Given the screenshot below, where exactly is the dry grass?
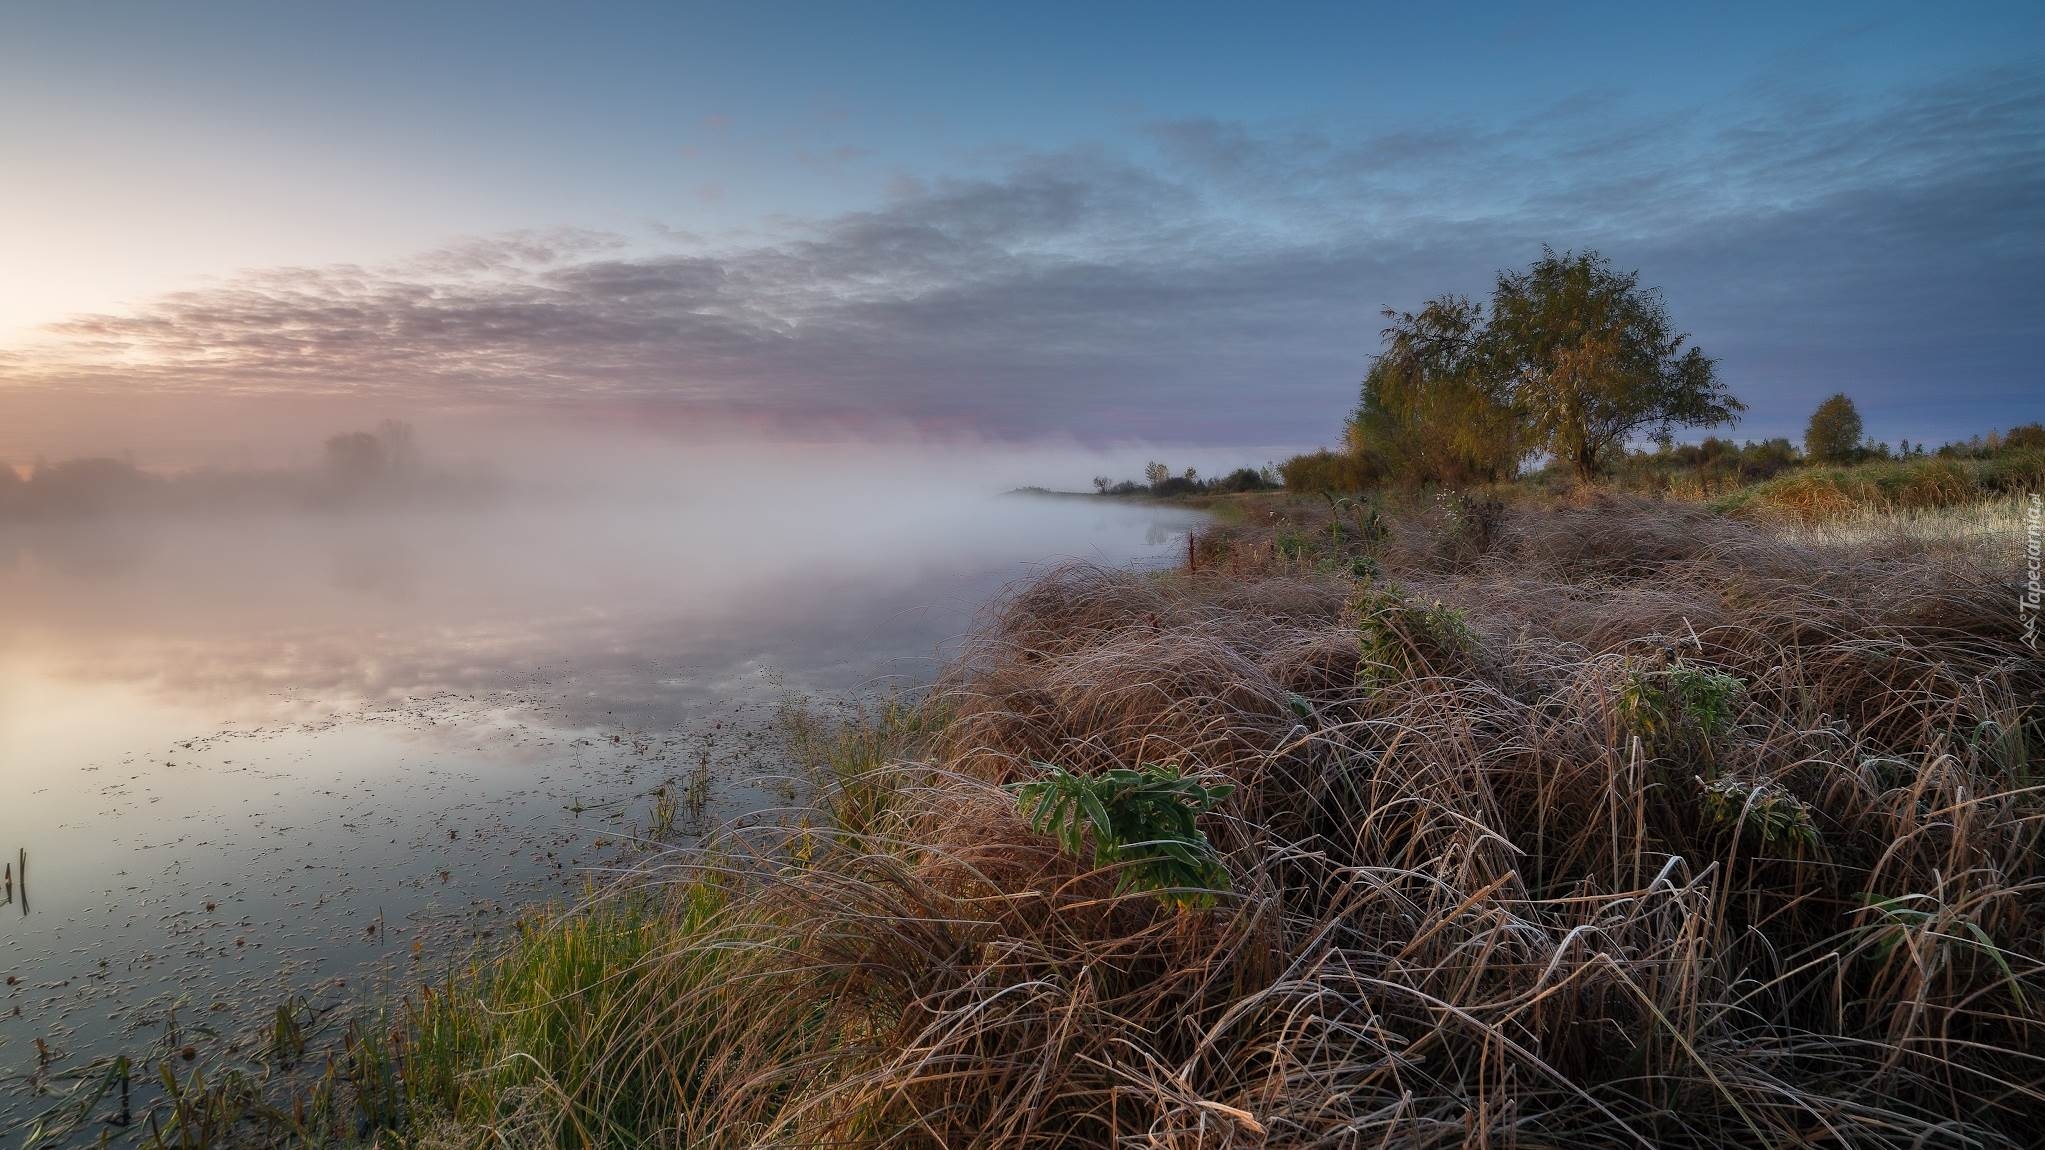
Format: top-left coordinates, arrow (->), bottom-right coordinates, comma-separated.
209,494 -> 2040,1149
1713,453 -> 2044,523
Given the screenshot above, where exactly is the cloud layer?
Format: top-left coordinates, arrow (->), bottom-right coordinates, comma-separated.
6,67 -> 2039,447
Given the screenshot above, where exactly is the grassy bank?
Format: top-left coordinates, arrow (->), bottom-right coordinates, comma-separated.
1708,452 -> 2045,521
139,493 -> 2043,1147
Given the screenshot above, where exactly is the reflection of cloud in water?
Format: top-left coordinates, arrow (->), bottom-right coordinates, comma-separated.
2,494 -> 1201,727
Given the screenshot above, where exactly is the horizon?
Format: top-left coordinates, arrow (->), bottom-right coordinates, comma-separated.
3,1 -> 2040,464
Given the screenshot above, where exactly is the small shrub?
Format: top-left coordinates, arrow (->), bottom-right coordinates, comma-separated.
1432,489 -> 1504,564
1351,585 -> 1477,686
1011,762 -> 1233,909
1698,775 -> 1819,850
1617,658 -> 1744,751
1274,527 -> 1309,563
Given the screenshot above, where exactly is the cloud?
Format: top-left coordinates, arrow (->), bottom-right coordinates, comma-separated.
4,67 -> 2039,446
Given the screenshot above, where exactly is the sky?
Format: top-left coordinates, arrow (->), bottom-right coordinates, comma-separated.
1,0 -> 2039,464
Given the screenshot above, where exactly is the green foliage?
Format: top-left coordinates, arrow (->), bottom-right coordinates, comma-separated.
1489,248 -> 1742,479
1278,447 -> 1374,493
1322,492 -> 1387,554
1344,248 -> 1741,487
1607,435 -> 1800,497
1804,393 -> 1865,464
400,887 -> 731,1143
1352,585 -> 1477,686
784,694 -> 936,839
1274,526 -> 1308,563
1618,659 -> 1745,750
1350,295 -> 1525,485
1698,775 -> 1819,850
1011,762 -> 1233,909
1717,454 -> 2031,519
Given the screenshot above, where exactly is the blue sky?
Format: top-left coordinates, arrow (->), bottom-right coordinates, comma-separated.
1,1 -> 2039,458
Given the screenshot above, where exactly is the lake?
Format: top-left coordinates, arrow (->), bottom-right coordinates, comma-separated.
0,486 -> 1200,1136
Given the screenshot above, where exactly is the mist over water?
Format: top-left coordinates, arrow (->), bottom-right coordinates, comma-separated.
0,439 -> 1205,1129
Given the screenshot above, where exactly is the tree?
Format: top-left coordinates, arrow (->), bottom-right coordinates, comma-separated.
1487,248 -> 1741,480
376,419 -> 420,475
1349,295 -> 1524,485
1803,393 -> 1863,464
1143,461 -> 1170,489
2003,422 -> 2044,452
324,431 -> 389,486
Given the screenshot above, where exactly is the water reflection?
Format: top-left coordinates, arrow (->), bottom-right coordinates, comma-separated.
0,491 -> 1199,1132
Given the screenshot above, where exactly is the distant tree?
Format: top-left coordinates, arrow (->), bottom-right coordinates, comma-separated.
1488,248 -> 1740,480
1803,393 -> 1864,464
1752,438 -> 1799,475
1181,467 -> 1198,483
1092,476 -> 1112,494
1212,467 -> 1272,494
2006,423 -> 2045,451
1143,461 -> 1170,489
324,431 -> 389,486
376,419 -> 420,475
24,457 -> 153,515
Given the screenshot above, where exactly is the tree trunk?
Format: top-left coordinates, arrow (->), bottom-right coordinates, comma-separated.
1573,443 -> 1600,482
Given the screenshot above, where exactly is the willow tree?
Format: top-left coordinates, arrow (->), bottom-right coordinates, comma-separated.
1487,248 -> 1740,480
1349,295 -> 1524,485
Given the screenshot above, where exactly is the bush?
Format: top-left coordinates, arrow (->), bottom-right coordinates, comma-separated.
1278,448 -> 1374,493
1011,762 -> 1233,908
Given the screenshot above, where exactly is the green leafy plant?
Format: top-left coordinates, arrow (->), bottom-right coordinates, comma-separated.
1010,763 -> 1233,909
1323,493 -> 1386,546
1618,659 -> 1744,751
1351,585 -> 1477,687
1698,775 -> 1819,850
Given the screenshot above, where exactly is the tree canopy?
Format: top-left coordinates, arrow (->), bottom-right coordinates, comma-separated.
1804,393 -> 1864,464
1488,248 -> 1740,479
1346,248 -> 1743,484
1350,296 -> 1522,484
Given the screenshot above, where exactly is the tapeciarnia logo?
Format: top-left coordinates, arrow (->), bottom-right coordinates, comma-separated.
2024,493 -> 2041,651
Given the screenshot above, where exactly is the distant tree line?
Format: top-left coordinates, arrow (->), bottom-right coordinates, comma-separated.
1092,463 -> 1278,498
0,421 -> 488,520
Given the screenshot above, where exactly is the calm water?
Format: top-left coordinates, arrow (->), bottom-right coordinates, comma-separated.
0,489 -> 1199,1135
